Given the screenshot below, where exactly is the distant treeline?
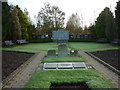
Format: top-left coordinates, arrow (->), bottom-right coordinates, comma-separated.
90,5 -> 120,41
2,2 -> 35,42
2,1 -> 120,42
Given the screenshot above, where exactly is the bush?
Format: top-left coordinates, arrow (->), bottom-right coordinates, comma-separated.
29,39 -> 52,43
68,38 -> 95,42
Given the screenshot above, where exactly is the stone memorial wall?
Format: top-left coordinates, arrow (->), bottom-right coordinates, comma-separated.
52,29 -> 69,43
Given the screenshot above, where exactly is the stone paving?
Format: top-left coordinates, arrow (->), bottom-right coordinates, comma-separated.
78,51 -> 119,88
2,51 -> 47,88
43,62 -> 87,70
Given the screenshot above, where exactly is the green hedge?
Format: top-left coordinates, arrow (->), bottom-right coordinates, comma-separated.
29,39 -> 52,43
68,38 -> 95,42
29,38 -> 95,43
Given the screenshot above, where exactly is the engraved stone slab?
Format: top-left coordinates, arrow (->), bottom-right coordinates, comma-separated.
58,44 -> 68,57
73,62 -> 87,69
52,29 -> 69,43
58,63 -> 73,69
43,62 -> 87,70
47,50 -> 56,57
44,63 -> 57,69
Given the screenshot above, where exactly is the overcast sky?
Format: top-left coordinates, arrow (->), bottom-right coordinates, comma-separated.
8,0 -> 118,27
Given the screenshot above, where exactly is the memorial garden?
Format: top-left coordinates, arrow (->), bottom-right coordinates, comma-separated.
2,30 -> 120,89
1,0 -> 120,89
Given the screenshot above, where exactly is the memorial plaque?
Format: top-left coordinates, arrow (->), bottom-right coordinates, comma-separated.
47,50 -> 56,57
44,63 -> 57,69
73,62 -> 87,69
58,63 -> 73,69
58,44 -> 68,57
42,62 -> 87,70
47,29 -> 69,58
52,29 -> 69,43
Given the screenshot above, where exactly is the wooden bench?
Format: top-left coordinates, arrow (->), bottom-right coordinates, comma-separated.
4,41 -> 15,46
17,40 -> 28,44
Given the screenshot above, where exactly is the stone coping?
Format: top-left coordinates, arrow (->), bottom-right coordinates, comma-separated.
43,62 -> 87,70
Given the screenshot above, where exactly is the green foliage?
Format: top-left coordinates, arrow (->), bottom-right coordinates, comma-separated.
95,7 -> 116,40
104,7 -> 117,40
88,25 -> 96,38
28,24 -> 36,40
95,9 -> 106,38
115,1 -> 120,39
2,3 -> 32,41
10,7 -> 21,41
37,2 -> 65,31
29,39 -> 52,43
2,2 -> 11,41
25,69 -> 114,88
16,5 -> 30,40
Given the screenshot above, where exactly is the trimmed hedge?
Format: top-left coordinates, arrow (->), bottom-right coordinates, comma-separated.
68,38 -> 95,42
29,39 -> 52,43
29,38 -> 95,43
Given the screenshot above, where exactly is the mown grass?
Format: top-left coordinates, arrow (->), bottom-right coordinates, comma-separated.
68,42 -> 119,52
2,42 -> 119,53
2,43 -> 57,53
25,69 -> 114,88
18,43 -> 57,51
42,57 -> 85,63
2,47 -> 38,53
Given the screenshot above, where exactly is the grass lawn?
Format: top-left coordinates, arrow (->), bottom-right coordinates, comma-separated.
2,43 -> 56,53
18,43 -> 56,51
25,69 -> 114,88
42,57 -> 85,63
2,42 -> 119,53
68,42 -> 119,52
2,47 -> 38,53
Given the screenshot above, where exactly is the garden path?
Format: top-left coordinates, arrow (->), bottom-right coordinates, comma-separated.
78,51 -> 119,88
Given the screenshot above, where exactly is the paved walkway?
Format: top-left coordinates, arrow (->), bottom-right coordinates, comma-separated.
2,51 -> 47,88
78,51 -> 119,88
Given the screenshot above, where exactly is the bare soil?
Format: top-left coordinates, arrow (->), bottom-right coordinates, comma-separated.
50,82 -> 91,90
90,50 -> 120,71
2,51 -> 34,80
